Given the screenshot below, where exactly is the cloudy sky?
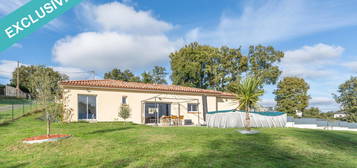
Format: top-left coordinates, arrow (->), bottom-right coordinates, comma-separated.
0,0 -> 356,111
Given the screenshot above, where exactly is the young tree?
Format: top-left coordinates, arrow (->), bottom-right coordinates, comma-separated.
30,67 -> 64,136
274,77 -> 310,115
333,76 -> 357,122
231,76 -> 264,131
119,105 -> 131,124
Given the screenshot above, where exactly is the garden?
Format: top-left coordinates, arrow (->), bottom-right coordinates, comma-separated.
0,113 -> 356,168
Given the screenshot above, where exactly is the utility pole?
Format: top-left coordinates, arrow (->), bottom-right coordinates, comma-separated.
16,61 -> 20,98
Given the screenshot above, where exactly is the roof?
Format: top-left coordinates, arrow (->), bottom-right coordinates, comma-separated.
60,79 -> 236,98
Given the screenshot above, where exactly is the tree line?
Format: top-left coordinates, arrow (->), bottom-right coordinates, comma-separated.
9,42 -> 357,122
104,66 -> 168,84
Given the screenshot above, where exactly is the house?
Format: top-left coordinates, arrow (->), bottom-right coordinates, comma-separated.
60,80 -> 238,125
333,113 -> 346,118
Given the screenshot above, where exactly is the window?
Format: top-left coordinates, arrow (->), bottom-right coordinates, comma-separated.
78,95 -> 96,120
122,96 -> 127,104
188,103 -> 198,112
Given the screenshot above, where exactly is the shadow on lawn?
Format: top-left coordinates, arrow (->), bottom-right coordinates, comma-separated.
89,127 -> 133,134
155,130 -> 357,168
293,129 -> 357,150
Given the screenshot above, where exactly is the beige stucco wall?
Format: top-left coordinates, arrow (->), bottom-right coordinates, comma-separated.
63,86 -> 238,125
217,97 -> 239,111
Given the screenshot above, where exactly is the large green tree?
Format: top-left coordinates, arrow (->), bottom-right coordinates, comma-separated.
105,66 -> 167,84
170,42 -> 283,91
11,65 -> 68,96
151,66 -> 168,84
141,72 -> 154,83
104,69 -> 141,82
246,45 -> 284,85
333,76 -> 357,122
274,77 -> 310,115
170,42 -> 217,89
303,107 -> 320,118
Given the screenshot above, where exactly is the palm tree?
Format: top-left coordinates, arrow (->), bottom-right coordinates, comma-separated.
233,76 -> 264,131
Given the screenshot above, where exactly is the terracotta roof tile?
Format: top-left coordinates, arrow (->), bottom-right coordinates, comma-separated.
60,79 -> 235,98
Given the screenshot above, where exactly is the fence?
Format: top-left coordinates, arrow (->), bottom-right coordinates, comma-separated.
0,85 -> 29,98
286,117 -> 357,131
0,101 -> 42,123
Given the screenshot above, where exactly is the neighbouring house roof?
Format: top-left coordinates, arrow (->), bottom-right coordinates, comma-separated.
60,79 -> 236,98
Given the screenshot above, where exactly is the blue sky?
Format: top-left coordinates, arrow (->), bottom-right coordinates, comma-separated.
0,0 -> 356,111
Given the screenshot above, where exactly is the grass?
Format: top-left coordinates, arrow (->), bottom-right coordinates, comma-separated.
0,114 -> 356,168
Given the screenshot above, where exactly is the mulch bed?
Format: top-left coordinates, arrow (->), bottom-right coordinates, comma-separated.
23,134 -> 71,141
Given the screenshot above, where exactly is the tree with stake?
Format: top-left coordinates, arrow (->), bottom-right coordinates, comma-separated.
30,67 -> 63,136
231,76 -> 264,132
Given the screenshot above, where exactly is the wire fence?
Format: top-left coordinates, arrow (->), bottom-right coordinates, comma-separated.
0,101 -> 43,123
287,117 -> 357,129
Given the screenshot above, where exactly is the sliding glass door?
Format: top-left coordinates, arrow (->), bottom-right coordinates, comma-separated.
78,95 -> 97,120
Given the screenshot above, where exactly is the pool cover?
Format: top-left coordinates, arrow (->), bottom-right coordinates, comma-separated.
206,110 -> 287,128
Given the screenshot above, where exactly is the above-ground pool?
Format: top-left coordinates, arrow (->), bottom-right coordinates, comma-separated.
206,110 -> 287,128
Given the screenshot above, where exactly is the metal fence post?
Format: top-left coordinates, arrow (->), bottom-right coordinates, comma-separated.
12,104 -> 14,120
23,103 -> 25,115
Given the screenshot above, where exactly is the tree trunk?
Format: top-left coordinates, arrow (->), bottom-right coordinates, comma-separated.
46,111 -> 51,136
245,106 -> 251,131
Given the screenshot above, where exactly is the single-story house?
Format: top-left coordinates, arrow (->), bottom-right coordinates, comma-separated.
333,113 -> 346,118
60,79 -> 238,125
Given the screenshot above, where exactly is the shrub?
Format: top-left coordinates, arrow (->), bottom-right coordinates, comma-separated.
119,105 -> 131,122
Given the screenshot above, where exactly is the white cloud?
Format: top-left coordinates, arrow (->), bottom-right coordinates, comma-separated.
0,60 -> 20,79
53,2 -> 179,72
0,0 -> 29,14
0,60 -> 93,83
52,66 -> 93,80
11,43 -> 23,48
53,32 -> 175,72
310,97 -> 336,106
281,43 -> 344,79
94,2 -> 172,34
187,0 -> 357,46
259,99 -> 276,107
284,44 -> 344,64
342,61 -> 357,72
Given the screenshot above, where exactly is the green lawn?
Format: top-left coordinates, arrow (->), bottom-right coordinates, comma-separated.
0,114 -> 356,168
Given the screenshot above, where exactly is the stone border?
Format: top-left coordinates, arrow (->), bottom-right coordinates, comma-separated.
23,135 -> 71,144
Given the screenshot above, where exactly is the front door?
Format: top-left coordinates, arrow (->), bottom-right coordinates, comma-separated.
145,103 -> 171,124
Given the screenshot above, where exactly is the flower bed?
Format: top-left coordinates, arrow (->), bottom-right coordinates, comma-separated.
23,134 -> 71,144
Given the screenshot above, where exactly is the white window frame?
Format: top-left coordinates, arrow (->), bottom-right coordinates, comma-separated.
122,96 -> 128,105
187,103 -> 198,112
